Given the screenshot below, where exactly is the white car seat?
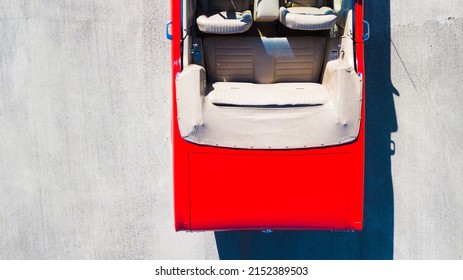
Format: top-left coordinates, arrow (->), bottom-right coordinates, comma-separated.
279,0 -> 337,31
196,0 -> 253,34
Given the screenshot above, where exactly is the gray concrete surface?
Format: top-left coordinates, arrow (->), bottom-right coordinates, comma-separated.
0,0 -> 462,259
0,0 -> 218,259
390,2 -> 463,259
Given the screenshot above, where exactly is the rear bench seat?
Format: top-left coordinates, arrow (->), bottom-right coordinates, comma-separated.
204,36 -> 328,106
175,36 -> 362,149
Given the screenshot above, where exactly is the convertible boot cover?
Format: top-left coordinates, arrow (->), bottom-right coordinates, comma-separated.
175,36 -> 362,149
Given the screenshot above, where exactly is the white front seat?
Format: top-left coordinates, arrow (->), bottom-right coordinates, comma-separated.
196,0 -> 253,34
279,0 -> 337,31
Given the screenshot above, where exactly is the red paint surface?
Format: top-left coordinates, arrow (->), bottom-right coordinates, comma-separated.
190,153 -> 351,230
170,0 -> 365,231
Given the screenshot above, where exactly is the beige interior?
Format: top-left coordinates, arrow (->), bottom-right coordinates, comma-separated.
287,0 -> 324,7
203,36 -> 326,84
208,82 -> 329,106
196,0 -> 253,34
279,0 -> 338,31
176,1 -> 361,150
254,0 -> 279,22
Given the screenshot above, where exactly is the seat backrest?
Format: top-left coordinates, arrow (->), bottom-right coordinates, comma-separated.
198,0 -> 251,12
286,0 -> 324,8
203,36 -> 326,84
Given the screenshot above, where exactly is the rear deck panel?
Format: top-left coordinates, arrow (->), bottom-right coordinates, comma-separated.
189,152 -> 351,230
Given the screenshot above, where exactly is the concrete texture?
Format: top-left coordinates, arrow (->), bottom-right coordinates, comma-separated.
0,0 -> 462,259
390,2 -> 463,259
0,0 -> 218,259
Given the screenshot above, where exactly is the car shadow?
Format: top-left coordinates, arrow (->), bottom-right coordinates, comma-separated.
214,0 -> 398,260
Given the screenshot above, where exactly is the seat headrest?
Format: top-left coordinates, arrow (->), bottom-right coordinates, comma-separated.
199,0 -> 251,12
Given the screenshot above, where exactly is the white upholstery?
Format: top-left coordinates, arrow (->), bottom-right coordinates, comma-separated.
197,11 -> 252,34
203,36 -> 326,84
197,0 -> 253,34
279,1 -> 337,30
208,82 -> 329,106
175,34 -> 362,149
254,0 -> 279,22
175,64 -> 206,137
176,60 -> 362,149
287,0 -> 323,7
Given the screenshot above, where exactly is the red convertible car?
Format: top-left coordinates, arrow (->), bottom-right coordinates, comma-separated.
168,0 -> 368,231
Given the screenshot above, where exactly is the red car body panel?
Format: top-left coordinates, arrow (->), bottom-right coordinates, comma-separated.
170,0 -> 365,231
